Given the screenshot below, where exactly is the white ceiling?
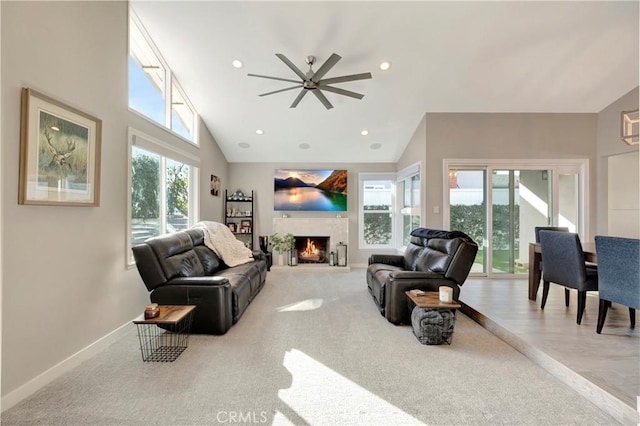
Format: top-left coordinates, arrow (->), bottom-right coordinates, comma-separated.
131,1 -> 639,163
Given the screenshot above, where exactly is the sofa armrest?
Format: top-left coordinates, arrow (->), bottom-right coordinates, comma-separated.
167,276 -> 230,286
252,250 -> 266,262
151,278 -> 233,334
388,271 -> 444,280
369,254 -> 404,267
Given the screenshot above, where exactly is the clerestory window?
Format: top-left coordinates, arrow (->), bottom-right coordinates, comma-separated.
128,9 -> 198,144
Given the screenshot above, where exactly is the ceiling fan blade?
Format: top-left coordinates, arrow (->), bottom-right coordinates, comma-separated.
290,89 -> 308,108
259,85 -> 302,97
311,53 -> 342,83
312,90 -> 334,110
318,72 -> 372,85
275,53 -> 308,81
248,73 -> 301,84
318,85 -> 364,100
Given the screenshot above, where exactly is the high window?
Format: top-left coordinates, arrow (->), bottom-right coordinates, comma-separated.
129,9 -> 198,144
127,128 -> 199,265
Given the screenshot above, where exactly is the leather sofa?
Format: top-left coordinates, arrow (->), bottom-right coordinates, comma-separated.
367,228 -> 478,324
132,228 -> 267,334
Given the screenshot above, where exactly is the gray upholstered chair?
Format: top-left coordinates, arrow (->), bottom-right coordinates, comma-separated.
594,236 -> 639,334
538,230 -> 598,324
534,226 -> 569,243
535,226 -> 570,303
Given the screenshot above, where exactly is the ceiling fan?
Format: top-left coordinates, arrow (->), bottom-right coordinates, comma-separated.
248,53 -> 372,110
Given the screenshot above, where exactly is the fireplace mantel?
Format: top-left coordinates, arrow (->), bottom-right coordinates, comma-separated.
272,218 -> 349,269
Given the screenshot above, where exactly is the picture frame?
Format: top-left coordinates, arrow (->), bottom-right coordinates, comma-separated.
210,174 -> 220,197
241,220 -> 252,230
19,88 -> 102,206
227,223 -> 237,233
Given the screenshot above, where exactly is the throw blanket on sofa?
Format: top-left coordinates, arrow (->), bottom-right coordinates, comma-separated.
192,221 -> 254,267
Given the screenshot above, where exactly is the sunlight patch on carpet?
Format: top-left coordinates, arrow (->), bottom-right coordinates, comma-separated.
277,299 -> 324,312
278,349 -> 426,425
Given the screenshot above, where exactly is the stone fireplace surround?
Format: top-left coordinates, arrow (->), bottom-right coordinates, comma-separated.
272,218 -> 349,270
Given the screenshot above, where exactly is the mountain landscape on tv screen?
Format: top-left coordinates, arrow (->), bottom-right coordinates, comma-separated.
274,170 -> 347,193
274,169 -> 348,211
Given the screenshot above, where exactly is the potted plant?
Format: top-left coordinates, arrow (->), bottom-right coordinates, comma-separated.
270,232 -> 294,266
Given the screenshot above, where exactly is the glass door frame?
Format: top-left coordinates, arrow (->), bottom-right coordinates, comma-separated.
443,158 -> 589,278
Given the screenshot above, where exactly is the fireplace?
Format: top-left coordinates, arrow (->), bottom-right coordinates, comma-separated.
294,236 -> 329,264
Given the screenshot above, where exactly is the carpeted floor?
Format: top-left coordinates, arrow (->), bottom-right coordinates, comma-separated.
2,268 -> 619,425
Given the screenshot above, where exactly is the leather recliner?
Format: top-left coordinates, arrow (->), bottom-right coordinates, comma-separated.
132,228 -> 267,334
366,228 -> 478,324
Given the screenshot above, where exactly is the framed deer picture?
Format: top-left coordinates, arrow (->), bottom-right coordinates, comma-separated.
19,88 -> 102,206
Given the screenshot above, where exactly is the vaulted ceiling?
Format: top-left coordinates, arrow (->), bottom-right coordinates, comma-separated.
131,1 -> 639,163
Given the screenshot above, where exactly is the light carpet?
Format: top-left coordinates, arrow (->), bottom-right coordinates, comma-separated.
1,268 -> 619,425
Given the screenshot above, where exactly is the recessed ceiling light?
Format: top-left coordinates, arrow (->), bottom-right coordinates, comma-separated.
255,129 -> 264,135
232,59 -> 243,68
361,130 -> 369,136
238,142 -> 250,149
379,61 -> 391,71
299,143 -> 310,150
370,143 -> 382,150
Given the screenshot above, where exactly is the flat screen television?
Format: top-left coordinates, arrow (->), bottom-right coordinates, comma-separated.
274,169 -> 347,211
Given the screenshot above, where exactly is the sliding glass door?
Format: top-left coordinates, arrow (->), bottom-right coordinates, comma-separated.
445,160 -> 586,277
449,169 -> 487,273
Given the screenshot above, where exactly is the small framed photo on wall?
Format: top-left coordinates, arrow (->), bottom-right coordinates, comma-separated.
210,174 -> 221,197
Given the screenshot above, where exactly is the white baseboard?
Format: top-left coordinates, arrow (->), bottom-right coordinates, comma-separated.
1,320 -> 134,412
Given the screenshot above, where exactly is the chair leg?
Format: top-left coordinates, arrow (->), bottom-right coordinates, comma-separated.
577,291 -> 587,325
564,288 -> 570,307
596,299 -> 609,334
541,281 -> 550,310
630,307 -> 636,329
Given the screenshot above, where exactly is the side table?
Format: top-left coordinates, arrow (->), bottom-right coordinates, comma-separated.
405,290 -> 461,345
133,305 -> 196,362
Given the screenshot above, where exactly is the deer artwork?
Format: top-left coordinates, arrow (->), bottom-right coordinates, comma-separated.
42,128 -> 76,174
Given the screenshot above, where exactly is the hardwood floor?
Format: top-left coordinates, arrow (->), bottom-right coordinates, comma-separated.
458,278 -> 639,425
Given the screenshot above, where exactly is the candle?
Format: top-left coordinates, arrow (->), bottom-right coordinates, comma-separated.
439,286 -> 453,303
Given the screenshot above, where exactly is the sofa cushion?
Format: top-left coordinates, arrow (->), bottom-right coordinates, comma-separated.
147,232 -> 205,280
403,242 -> 426,270
415,238 -> 461,273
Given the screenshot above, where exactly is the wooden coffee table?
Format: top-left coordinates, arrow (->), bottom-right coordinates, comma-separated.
405,290 -> 461,345
133,305 -> 196,362
406,289 -> 461,310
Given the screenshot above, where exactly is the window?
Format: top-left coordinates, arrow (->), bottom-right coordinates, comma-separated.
359,173 -> 395,248
127,128 -> 199,265
397,164 -> 421,246
129,9 -> 198,144
444,159 -> 588,277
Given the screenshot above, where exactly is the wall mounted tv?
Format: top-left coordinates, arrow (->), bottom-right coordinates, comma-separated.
274,169 -> 347,211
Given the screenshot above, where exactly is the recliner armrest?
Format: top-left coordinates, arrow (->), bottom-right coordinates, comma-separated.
167,276 -> 230,286
369,254 -> 404,267
388,271 -> 444,280
252,251 -> 266,262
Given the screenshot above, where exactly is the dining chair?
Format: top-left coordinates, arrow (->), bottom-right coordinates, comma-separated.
534,226 -> 569,243
538,230 -> 598,324
594,236 -> 639,334
535,226 -> 570,303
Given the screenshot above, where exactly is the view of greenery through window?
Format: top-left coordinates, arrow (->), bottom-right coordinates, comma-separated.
131,147 -> 191,245
364,204 -> 392,245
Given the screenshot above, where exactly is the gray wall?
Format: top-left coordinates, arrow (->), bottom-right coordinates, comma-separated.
228,162 -> 396,266
1,1 -> 227,400
596,87 -> 639,235
423,113 -> 599,238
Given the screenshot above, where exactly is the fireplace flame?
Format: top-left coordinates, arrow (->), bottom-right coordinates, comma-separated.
301,238 -> 319,259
